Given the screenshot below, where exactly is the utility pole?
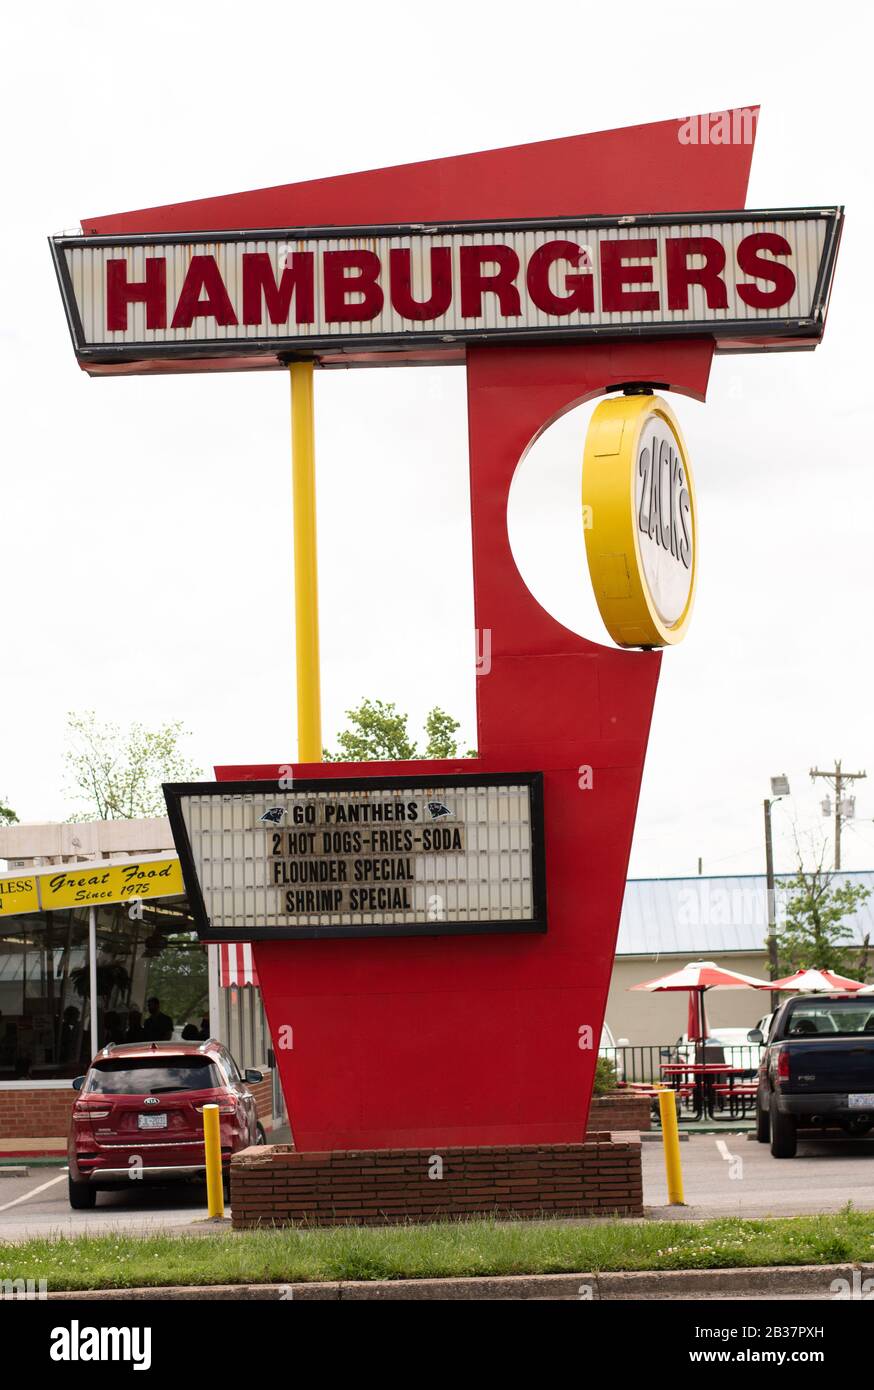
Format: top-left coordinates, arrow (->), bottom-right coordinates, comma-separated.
810,761 -> 867,870
764,775 -> 790,1013
764,797 -> 780,1012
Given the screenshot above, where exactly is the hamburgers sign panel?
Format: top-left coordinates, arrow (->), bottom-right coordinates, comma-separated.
51,208 -> 842,373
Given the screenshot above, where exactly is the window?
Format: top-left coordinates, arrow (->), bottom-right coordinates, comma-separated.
786,1000 -> 874,1037
218,1046 -> 242,1082
86,1056 -> 222,1094
0,911 -> 91,1080
220,984 -> 269,1072
0,904 -> 207,1080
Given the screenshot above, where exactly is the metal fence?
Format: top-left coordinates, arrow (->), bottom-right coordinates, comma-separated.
599,1042 -> 764,1086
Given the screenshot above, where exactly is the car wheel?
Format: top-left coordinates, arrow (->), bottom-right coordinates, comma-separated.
769,1098 -> 797,1158
68,1175 -> 97,1210
755,1100 -> 771,1143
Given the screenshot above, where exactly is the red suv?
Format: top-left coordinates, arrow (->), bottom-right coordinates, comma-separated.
68,1039 -> 265,1209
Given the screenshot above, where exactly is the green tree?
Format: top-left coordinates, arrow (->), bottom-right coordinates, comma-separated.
144,935 -> 209,1030
423,707 -> 462,759
324,699 -> 470,762
0,799 -> 17,825
64,711 -> 202,820
775,855 -> 872,977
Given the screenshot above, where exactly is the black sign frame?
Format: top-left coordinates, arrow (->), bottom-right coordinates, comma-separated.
51,206 -> 843,367
163,772 -> 547,942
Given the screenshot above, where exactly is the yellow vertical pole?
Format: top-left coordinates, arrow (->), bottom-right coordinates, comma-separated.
658,1089 -> 685,1205
203,1103 -> 224,1218
289,361 -> 322,762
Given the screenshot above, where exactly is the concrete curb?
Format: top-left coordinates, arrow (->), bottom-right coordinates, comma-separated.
45,1261 -> 874,1301
0,1159 -> 66,1169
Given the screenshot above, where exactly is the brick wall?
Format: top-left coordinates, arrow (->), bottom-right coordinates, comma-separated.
231,1132 -> 643,1228
0,1088 -> 73,1139
247,1072 -> 273,1126
589,1093 -> 652,1131
0,1069 -> 272,1142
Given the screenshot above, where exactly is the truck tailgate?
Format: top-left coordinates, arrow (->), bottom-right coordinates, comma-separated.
783,1037 -> 874,1093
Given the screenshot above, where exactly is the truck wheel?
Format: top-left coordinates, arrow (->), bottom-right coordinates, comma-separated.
68,1176 -> 96,1210
769,1099 -> 797,1158
755,1101 -> 771,1143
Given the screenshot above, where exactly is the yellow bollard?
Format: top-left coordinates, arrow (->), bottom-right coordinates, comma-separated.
203,1103 -> 224,1219
658,1089 -> 685,1205
289,360 -> 322,763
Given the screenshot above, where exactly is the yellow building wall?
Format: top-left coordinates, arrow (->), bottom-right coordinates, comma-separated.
605,953 -> 771,1045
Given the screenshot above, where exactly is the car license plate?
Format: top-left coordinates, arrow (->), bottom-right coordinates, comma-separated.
849,1094 -> 874,1110
138,1113 -> 168,1129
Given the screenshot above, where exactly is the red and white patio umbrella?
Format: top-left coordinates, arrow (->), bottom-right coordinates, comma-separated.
630,960 -> 771,1047
759,968 -> 864,994
631,959 -> 770,995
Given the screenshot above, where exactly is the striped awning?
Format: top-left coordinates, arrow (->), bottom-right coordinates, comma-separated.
219,942 -> 259,987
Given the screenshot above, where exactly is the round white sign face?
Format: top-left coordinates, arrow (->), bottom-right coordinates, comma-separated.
633,413 -> 694,626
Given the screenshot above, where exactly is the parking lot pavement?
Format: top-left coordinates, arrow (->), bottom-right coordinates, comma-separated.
1,1131 -> 873,1243
0,1170 -> 223,1242
644,1132 -> 874,1218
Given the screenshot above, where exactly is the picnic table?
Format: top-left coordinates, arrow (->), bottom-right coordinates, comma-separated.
660,1061 -> 759,1121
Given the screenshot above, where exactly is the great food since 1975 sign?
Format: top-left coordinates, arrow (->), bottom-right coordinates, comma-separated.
164,775 -> 545,941
51,208 -> 842,372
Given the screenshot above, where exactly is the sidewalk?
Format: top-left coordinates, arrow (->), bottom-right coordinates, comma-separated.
0,1138 -> 66,1163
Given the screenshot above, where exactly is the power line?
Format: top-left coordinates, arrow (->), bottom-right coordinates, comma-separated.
842,820 -> 874,855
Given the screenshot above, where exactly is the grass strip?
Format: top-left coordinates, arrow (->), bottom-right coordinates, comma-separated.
1,1209 -> 873,1290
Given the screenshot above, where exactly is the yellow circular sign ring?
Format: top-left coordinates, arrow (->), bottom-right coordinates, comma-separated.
582,394 -> 697,648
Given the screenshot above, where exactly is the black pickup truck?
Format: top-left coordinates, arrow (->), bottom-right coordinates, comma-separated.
750,993 -> 874,1158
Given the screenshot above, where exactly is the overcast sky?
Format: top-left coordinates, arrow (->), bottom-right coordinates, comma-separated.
2,1 -> 872,880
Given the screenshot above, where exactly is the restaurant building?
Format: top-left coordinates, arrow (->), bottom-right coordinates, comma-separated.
0,817 -> 278,1152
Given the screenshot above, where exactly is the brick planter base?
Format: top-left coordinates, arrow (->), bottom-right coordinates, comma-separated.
0,1086 -> 74,1141
589,1093 -> 653,1131
230,1131 -> 643,1228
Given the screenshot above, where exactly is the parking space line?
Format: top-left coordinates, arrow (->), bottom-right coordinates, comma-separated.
0,1172 -> 67,1213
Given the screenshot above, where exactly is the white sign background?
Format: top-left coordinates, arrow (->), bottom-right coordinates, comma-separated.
634,413 -> 694,625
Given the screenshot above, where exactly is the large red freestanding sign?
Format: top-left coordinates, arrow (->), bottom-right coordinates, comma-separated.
56,111 -> 842,1151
